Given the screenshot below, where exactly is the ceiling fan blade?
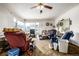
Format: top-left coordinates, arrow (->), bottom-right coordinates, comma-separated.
44,5 -> 53,9
31,5 -> 38,9
31,3 -> 44,9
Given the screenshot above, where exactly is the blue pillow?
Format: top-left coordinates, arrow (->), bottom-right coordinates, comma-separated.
62,31 -> 74,40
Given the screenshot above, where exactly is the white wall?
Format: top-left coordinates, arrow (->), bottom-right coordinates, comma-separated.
38,19 -> 55,34
55,5 -> 79,32
22,19 -> 55,34
0,5 -> 15,34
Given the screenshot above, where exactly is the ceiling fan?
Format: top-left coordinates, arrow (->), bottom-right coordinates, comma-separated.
31,3 -> 53,13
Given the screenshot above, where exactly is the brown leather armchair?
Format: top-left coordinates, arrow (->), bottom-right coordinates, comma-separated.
4,31 -> 30,52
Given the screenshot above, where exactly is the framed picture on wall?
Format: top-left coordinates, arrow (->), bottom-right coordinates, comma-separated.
50,23 -> 53,26
46,22 -> 49,26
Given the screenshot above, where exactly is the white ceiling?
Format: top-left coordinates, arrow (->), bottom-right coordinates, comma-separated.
3,3 -> 79,20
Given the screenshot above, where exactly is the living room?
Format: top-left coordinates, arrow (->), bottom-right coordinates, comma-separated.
0,3 -> 79,56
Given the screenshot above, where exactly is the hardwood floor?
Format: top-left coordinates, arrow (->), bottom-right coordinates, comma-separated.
0,39 -> 79,56
33,38 -> 79,56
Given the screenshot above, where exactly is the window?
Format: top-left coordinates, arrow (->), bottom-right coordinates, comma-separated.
13,17 -> 39,33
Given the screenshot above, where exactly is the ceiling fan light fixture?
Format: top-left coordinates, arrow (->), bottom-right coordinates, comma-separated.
36,5 -> 44,9
40,5 -> 44,9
